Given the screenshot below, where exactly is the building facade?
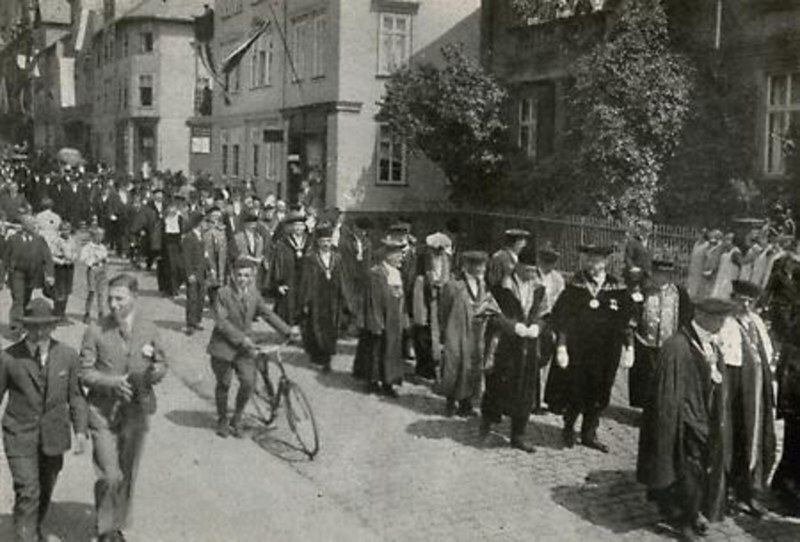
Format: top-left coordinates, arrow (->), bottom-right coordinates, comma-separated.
190,0 -> 480,210
482,0 -> 800,188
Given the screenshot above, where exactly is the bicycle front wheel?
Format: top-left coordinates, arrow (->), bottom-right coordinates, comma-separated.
251,360 -> 278,426
284,381 -> 319,459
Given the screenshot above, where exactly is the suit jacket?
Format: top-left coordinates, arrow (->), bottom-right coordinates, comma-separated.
0,339 -> 88,457
182,229 -> 207,279
232,230 -> 265,263
4,230 -> 54,287
80,314 -> 167,427
207,283 -> 293,362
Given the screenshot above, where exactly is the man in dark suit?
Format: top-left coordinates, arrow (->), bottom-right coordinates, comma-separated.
0,298 -> 88,542
4,213 -> 55,335
207,258 -> 299,438
79,274 -> 167,542
182,213 -> 207,335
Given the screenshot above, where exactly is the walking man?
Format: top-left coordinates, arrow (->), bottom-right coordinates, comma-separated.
80,274 -> 168,542
183,213 -> 207,335
0,298 -> 88,542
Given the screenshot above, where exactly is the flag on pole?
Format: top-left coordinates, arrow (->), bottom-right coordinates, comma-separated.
221,20 -> 270,75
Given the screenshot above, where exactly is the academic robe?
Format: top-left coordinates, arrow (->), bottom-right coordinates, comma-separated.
352,264 -> 406,385
545,271 -> 633,414
486,248 -> 517,289
711,247 -> 741,299
339,229 -> 374,330
481,278 -> 545,421
637,326 -> 729,523
764,254 -> 800,343
726,314 -> 777,496
698,243 -> 723,299
299,251 -> 349,365
270,233 -> 309,325
439,274 -> 492,403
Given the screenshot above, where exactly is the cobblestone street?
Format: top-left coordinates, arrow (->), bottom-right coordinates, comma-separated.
2,261 -> 800,541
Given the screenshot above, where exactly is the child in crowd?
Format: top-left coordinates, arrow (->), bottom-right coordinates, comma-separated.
51,221 -> 79,321
81,226 -> 109,323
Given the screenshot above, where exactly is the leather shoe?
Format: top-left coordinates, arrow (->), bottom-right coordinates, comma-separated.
510,438 -> 536,453
581,438 -> 609,453
444,400 -> 456,417
215,420 -> 230,438
230,420 -> 247,438
381,384 -> 399,398
692,513 -> 709,535
679,524 -> 700,542
562,428 -> 576,448
479,418 -> 491,439
743,499 -> 768,518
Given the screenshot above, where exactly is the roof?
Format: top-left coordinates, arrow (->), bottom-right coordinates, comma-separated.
37,0 -> 71,26
119,0 -> 207,23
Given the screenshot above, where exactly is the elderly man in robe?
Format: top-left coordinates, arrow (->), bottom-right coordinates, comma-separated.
637,298 -> 735,542
440,251 -> 493,417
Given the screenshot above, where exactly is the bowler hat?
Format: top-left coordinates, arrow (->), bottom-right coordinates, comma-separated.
538,246 -> 560,264
694,297 -> 737,316
21,298 -> 59,325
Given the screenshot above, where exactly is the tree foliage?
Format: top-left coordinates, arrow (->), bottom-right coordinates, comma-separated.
564,0 -> 693,221
379,45 -> 510,204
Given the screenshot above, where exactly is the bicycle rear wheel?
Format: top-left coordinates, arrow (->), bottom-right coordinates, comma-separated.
251,357 -> 278,426
284,381 -> 319,459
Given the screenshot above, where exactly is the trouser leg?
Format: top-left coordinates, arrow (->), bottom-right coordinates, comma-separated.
91,426 -> 123,536
581,405 -> 603,442
211,357 -> 234,422
37,453 -> 63,527
232,356 -> 257,422
115,415 -> 148,530
563,406 -> 579,433
85,292 -> 94,316
510,415 -> 529,440
7,454 -> 42,542
9,272 -> 30,331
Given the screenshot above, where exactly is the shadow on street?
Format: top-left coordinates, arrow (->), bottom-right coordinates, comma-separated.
165,409 -> 218,431
0,501 -> 95,542
550,469 -> 659,534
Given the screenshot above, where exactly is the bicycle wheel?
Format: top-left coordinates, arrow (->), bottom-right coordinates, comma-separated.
251,357 -> 278,426
284,381 -> 319,458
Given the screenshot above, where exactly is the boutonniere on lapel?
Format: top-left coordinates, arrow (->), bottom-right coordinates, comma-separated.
631,292 -> 644,303
609,298 -> 619,311
141,342 -> 156,360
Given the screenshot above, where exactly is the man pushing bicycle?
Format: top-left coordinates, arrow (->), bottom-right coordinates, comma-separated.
207,257 -> 300,438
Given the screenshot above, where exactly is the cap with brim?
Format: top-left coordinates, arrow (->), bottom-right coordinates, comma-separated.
284,211 -> 306,224
243,213 -> 259,223
389,221 -> 412,234
538,247 -> 560,264
315,225 -> 334,239
579,244 -> 614,257
206,206 -> 221,215
461,250 -> 488,264
381,237 -> 407,253
504,228 -> 531,239
234,256 -> 257,269
731,280 -> 761,299
518,249 -> 538,266
21,298 -> 59,325
263,201 -> 276,209
652,259 -> 676,272
425,232 -> 452,251
354,217 -> 372,230
694,297 -> 737,316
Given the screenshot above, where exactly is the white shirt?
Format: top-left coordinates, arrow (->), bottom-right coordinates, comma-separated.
718,316 -> 743,367
164,214 -> 181,234
26,339 -> 50,368
383,262 -> 402,287
692,321 -> 719,363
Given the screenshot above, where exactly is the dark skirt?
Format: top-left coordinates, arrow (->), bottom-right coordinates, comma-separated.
629,341 -> 658,409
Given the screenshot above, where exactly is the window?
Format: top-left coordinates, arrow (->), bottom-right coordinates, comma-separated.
377,123 -> 407,185
123,87 -> 128,108
123,31 -> 128,57
311,15 -> 326,78
518,98 -> 537,160
222,144 -> 229,174
232,63 -> 241,92
140,31 -> 154,53
139,74 -> 153,107
191,127 -> 212,154
378,14 -> 411,75
233,144 -> 241,175
290,18 -> 308,82
265,142 -> 279,180
766,73 -> 800,175
250,32 -> 273,88
253,144 -> 260,176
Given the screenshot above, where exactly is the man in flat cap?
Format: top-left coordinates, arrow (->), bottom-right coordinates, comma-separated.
486,229 -> 530,289
637,297 -> 735,541
547,244 -> 633,452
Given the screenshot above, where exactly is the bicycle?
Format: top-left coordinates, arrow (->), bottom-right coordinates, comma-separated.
250,344 -> 320,459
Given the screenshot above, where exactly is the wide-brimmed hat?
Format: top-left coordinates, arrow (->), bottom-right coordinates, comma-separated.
21,298 -> 60,325
425,232 -> 452,251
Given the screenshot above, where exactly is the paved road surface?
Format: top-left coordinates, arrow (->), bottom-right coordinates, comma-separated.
2,260 -> 800,541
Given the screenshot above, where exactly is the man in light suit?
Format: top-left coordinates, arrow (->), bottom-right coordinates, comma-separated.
207,257 -> 299,438
79,274 -> 167,542
0,298 -> 88,542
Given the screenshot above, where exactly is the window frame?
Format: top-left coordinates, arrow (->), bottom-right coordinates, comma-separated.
765,73 -> 800,176
138,74 -> 154,108
377,13 -> 412,76
311,14 -> 326,79
376,122 -> 408,186
518,97 -> 538,160
140,30 -> 154,54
